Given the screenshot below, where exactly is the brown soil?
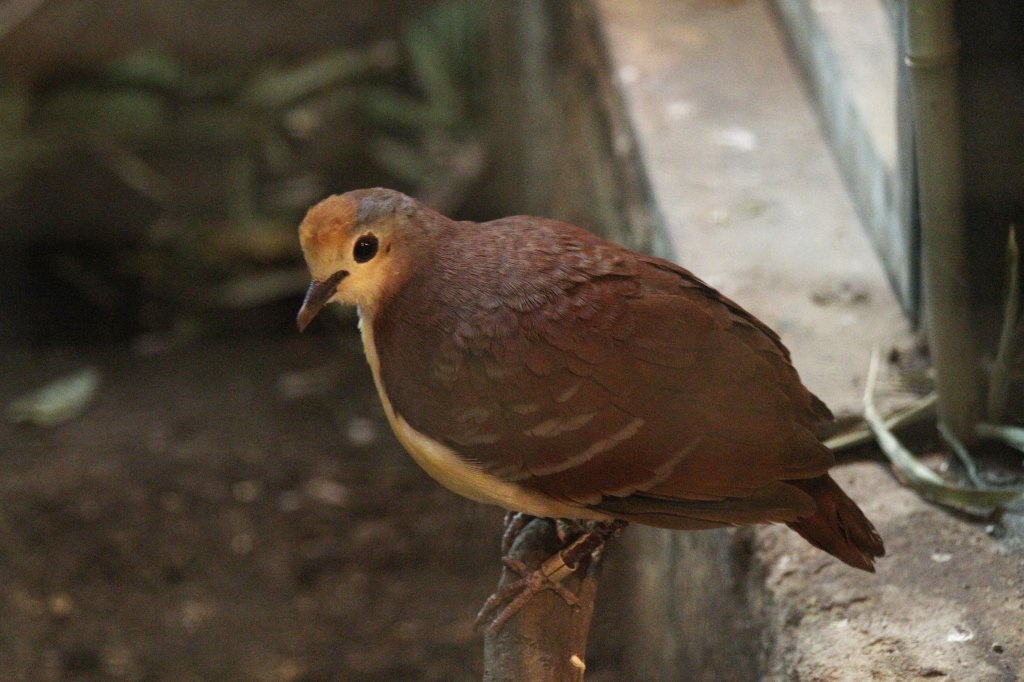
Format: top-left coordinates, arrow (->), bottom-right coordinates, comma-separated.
0,332 -> 509,681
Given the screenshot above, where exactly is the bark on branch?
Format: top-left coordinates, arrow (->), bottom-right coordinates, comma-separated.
482,518 -> 602,682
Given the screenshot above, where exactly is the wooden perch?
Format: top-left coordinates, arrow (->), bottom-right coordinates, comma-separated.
482,518 -> 603,682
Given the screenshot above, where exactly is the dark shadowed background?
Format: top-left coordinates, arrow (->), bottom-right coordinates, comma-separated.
0,1 -> 570,679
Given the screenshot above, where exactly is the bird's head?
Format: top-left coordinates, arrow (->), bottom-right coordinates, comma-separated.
296,188 -> 430,331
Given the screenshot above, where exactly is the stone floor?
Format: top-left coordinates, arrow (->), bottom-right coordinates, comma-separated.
595,0 -> 1024,679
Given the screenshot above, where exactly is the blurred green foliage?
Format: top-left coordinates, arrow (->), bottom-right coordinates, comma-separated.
363,0 -> 484,186
3,0 -> 484,338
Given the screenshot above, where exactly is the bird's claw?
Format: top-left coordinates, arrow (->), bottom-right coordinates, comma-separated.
554,518 -> 589,544
478,518 -> 628,635
500,512 -> 533,555
474,556 -> 581,635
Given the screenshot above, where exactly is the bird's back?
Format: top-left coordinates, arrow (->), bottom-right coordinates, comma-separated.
371,214 -> 883,569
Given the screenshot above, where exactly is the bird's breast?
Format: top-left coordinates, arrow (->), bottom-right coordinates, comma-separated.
358,310 -> 605,520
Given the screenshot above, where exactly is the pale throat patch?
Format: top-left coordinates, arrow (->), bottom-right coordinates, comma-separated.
356,308 -> 608,520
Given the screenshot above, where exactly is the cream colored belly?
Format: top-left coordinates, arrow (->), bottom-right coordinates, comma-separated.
358,311 -> 607,520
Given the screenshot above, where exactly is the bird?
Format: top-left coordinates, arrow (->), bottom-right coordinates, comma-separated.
296,187 -> 884,615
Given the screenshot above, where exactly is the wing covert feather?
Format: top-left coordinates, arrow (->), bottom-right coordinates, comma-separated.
373,217 -> 834,523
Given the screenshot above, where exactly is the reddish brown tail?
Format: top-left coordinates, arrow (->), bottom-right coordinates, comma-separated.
786,475 -> 885,572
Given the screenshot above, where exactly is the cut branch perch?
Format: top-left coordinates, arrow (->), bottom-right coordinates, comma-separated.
482,518 -> 603,682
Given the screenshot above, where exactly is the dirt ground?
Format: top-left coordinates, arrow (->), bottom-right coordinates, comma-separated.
0,330 -> 552,681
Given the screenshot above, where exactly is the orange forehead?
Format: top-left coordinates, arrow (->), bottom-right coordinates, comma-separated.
298,194 -> 359,251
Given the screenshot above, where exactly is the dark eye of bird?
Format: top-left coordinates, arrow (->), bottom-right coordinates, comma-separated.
353,234 -> 379,263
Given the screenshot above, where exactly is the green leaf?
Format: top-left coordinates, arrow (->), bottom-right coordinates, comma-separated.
360,87 -> 449,129
404,18 -> 462,121
105,51 -> 187,92
242,45 -> 398,109
368,136 -> 431,185
37,87 -> 168,145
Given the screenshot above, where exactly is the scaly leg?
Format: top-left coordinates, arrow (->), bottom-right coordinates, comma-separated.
476,518 -> 628,634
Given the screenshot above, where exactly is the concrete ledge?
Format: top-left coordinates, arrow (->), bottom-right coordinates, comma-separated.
771,0 -> 917,314
758,463 -> 1023,679
590,0 -> 1024,679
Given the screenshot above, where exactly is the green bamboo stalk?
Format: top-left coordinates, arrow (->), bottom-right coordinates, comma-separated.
986,226 -> 1020,421
904,0 -> 982,443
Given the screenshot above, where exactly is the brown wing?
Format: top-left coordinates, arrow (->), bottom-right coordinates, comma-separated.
374,216 -> 834,527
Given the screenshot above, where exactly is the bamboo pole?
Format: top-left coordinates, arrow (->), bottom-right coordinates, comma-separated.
904,0 -> 982,443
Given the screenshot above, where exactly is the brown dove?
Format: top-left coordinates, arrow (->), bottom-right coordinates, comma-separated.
296,187 -> 885,579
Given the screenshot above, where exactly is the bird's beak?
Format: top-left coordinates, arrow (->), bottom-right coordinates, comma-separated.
296,270 -> 348,332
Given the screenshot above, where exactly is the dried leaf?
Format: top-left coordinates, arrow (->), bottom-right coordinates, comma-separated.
863,350 -> 1021,512
975,422 -> 1024,454
7,367 -> 101,427
825,392 -> 936,453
